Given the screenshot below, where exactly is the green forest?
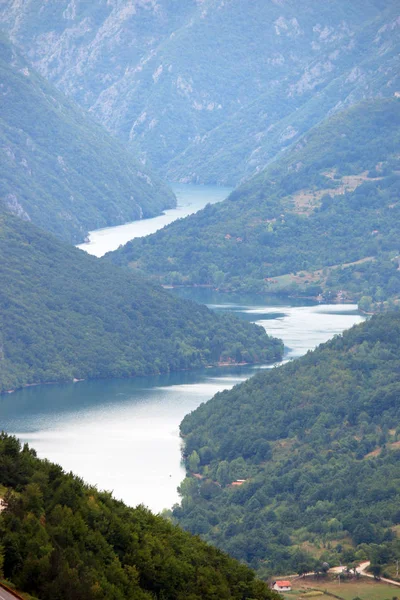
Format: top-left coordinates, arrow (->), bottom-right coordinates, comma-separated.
0,34 -> 175,243
173,312 -> 400,578
0,434 -> 280,600
109,99 -> 400,311
0,211 -> 283,393
0,2 -> 399,596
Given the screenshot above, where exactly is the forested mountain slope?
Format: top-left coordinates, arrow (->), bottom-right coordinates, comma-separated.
0,434 -> 279,600
109,99 -> 400,310
1,1 -> 398,184
173,312 -> 400,578
0,212 -> 282,393
0,34 -> 175,243
167,3 -> 400,184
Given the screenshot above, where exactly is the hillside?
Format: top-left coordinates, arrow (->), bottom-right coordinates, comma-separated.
167,2 -> 400,185
1,1 -> 398,184
0,211 -> 282,393
0,34 -> 175,243
0,434 -> 279,600
173,312 -> 400,578
109,98 -> 400,310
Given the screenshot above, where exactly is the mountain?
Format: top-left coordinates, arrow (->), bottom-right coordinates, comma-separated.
109,98 -> 400,310
0,34 -> 175,243
173,312 -> 400,578
1,1 -> 398,184
0,211 -> 283,394
166,3 -> 400,185
0,434 -> 279,600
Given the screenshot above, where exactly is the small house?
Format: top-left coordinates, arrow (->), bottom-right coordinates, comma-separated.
272,580 -> 292,592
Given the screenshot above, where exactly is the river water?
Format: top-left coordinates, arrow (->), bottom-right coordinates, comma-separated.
1,185 -> 365,513
76,183 -> 232,257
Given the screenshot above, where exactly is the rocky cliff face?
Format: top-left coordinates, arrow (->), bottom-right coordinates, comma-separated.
1,0 -> 398,184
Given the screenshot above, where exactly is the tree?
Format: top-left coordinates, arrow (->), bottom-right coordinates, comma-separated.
370,564 -> 382,579
188,451 -> 200,473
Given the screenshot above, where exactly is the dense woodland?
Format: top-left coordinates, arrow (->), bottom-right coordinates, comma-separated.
0,2 -> 399,596
173,313 -> 400,578
0,434 -> 280,600
110,99 -> 400,311
0,34 -> 175,243
0,211 -> 282,393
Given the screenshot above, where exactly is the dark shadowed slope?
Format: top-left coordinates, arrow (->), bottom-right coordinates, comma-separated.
0,211 -> 282,393
0,34 -> 175,243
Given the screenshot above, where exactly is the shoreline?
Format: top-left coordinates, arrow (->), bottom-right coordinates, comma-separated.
1,356 -> 280,397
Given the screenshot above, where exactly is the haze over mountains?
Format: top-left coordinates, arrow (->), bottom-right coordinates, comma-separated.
1,0 -> 399,184
109,98 -> 400,310
0,34 -> 175,243
0,2 -> 400,598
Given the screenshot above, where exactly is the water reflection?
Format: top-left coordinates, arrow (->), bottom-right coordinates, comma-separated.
1,298 -> 364,512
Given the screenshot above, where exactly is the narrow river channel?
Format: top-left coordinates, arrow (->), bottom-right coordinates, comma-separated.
1,186 -> 365,513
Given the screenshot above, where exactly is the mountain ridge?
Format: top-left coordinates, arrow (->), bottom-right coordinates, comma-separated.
1,1 -> 398,184
173,312 -> 400,577
108,97 -> 400,311
0,33 -> 175,243
0,210 -> 283,393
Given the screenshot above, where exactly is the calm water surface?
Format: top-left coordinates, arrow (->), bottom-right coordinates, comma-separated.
76,183 -> 232,257
1,296 -> 364,512
2,185 -> 366,512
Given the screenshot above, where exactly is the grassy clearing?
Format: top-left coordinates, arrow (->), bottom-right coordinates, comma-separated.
264,257 -> 376,294
281,576 -> 400,600
290,171 -> 383,215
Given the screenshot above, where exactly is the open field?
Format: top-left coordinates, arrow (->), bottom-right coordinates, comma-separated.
280,576 -> 399,600
264,257 -> 376,294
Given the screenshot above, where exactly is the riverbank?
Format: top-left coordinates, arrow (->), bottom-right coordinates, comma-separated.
1,352 -> 280,397
77,183 -> 232,257
1,301 -> 364,512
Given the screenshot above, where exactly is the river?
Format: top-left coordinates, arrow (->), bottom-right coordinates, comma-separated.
76,183 -> 232,257
1,185 -> 365,513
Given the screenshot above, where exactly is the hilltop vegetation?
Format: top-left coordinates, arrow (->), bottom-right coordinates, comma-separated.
0,34 -> 175,243
109,99 -> 400,310
0,211 -> 282,393
173,312 -> 400,577
0,434 -> 279,600
1,1 -> 398,184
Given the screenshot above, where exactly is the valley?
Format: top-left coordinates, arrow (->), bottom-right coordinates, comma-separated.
77,183 -> 232,257
110,99 -> 400,311
1,293 -> 363,512
0,2 -> 399,598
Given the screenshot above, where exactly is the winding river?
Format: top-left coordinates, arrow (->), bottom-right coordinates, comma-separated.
1,185 -> 365,513
77,183 -> 232,257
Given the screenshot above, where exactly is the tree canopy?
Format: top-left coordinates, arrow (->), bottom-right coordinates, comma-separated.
173,312 -> 400,577
109,99 -> 400,311
0,211 -> 282,393
0,434 -> 280,600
